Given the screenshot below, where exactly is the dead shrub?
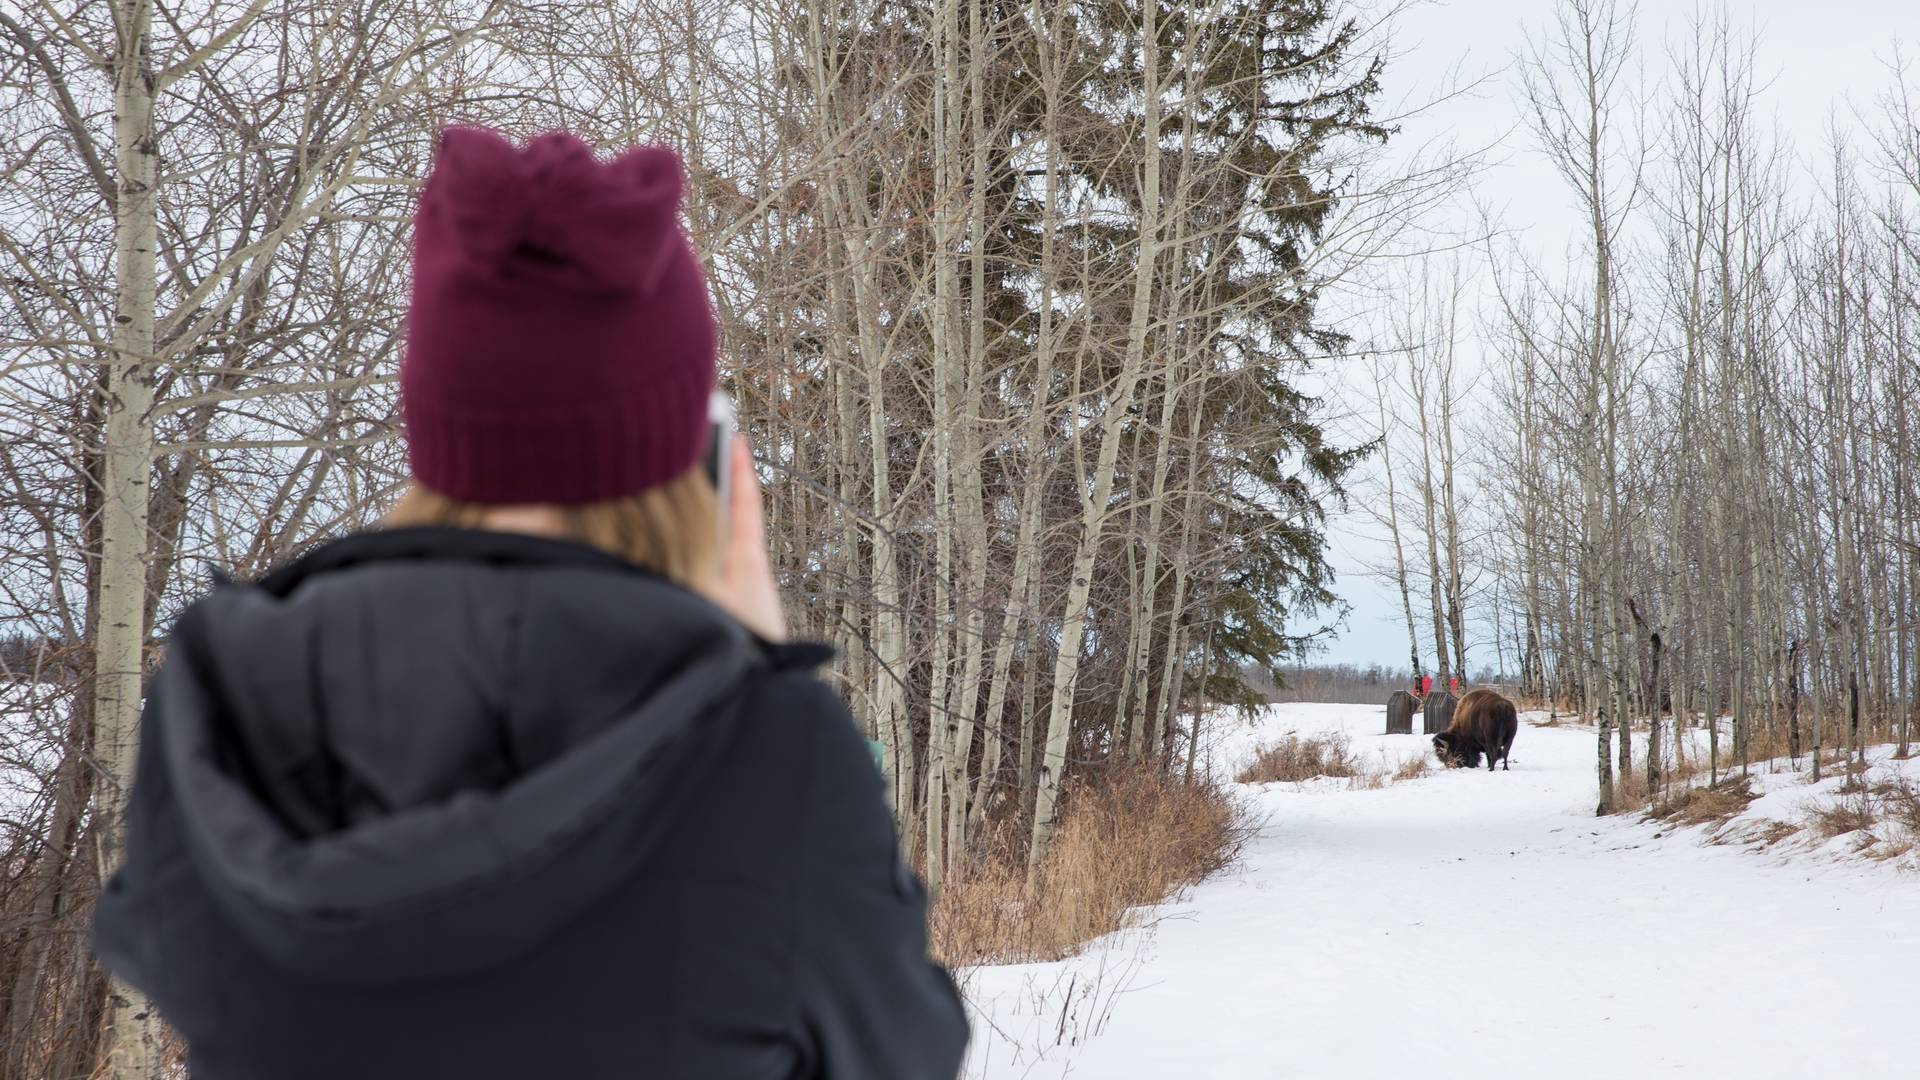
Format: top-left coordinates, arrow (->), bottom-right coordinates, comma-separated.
1871,776 -> 1920,836
1649,775 -> 1758,827
929,763 -> 1249,967
1236,732 -> 1362,784
1806,794 -> 1878,841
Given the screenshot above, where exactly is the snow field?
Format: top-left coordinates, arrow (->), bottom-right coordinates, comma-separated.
963,702 -> 1920,1080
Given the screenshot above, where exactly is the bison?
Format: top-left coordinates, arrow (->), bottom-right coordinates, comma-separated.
1432,688 -> 1518,771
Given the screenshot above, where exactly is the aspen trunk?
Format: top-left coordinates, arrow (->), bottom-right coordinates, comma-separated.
1808,571 -> 1824,783
1017,584 -> 1041,802
944,0 -> 993,862
96,3 -> 161,1075
806,0 -> 913,822
1028,0 -> 1159,882
842,190 -> 911,820
1596,707 -> 1614,815
921,0 -> 961,891
1437,315 -> 1468,682
972,0 -> 1064,838
1787,642 -> 1802,766
1375,359 -> 1423,689
1126,18 -> 1202,758
1412,352 -> 1451,685
1155,361 -> 1211,756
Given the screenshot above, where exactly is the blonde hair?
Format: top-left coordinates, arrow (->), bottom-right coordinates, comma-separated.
384,467 -> 721,587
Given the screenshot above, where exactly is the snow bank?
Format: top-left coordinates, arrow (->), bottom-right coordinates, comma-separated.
1660,743 -> 1920,871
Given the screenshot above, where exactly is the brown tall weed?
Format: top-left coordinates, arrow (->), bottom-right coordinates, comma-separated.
1235,732 -> 1363,784
930,764 -> 1249,966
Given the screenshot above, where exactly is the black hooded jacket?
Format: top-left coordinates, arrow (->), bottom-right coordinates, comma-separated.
92,527 -> 968,1079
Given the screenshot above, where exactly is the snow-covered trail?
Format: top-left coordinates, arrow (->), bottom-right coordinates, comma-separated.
964,704 -> 1920,1080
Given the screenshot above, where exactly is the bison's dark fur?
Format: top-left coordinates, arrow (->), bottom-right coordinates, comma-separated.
1432,688 -> 1518,771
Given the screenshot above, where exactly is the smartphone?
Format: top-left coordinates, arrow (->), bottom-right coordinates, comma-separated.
704,390 -> 734,524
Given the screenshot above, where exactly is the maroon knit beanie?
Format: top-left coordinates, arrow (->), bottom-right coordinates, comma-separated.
402,126 -> 717,504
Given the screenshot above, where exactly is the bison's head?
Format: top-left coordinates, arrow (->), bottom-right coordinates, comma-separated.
1432,732 -> 1480,769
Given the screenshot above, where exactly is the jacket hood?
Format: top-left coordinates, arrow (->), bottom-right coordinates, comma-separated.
102,527 -> 782,986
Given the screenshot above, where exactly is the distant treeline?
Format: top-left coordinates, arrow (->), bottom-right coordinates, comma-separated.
1250,664 -> 1512,705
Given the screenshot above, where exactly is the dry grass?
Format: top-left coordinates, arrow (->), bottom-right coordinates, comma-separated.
1805,794 -> 1878,841
930,763 -> 1250,967
1234,732 -> 1434,789
1612,768 -> 1653,811
1235,732 -> 1364,784
1732,725 -> 1796,766
1869,839 -> 1915,862
1647,775 -> 1759,828
1752,820 -> 1806,847
1614,753 -> 1719,814
1393,755 -> 1433,782
1795,774 -> 1920,852
1599,729 -> 1760,814
1646,741 -> 1920,863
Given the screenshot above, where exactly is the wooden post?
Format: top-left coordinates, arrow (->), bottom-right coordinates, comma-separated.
1386,690 -> 1415,735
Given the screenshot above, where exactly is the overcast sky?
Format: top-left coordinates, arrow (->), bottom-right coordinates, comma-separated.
1301,0 -> 1920,671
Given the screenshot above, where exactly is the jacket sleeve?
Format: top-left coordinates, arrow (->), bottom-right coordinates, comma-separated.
786,675 -> 969,1080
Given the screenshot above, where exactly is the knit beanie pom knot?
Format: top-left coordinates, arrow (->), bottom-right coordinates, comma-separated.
424,127 -> 690,295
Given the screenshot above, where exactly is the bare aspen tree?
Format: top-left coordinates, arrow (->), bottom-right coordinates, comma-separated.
967,0 -> 1072,842
95,1 -> 163,1071
1409,333 -> 1452,687
1436,288 -> 1469,684
1476,2 -> 1920,817
923,0 -> 959,892
1519,0 -> 1641,807
1371,352 -> 1425,688
943,0 -> 994,866
1028,0 -> 1163,882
